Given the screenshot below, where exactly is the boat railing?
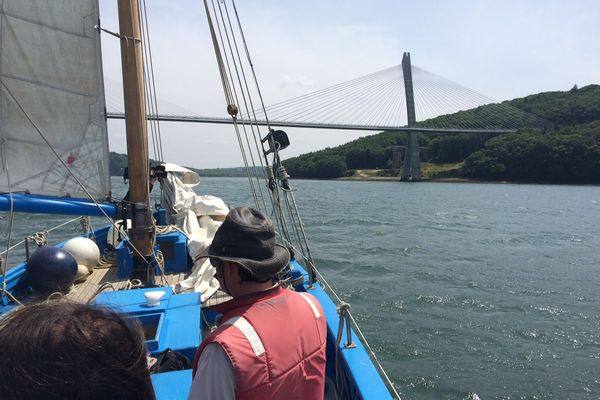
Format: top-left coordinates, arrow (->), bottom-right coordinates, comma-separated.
0,216 -> 89,265
312,261 -> 402,399
0,216 -> 92,306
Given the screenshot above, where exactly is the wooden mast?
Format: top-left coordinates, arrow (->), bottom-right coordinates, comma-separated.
117,0 -> 154,260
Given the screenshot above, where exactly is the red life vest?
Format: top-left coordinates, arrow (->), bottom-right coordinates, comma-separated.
193,286 -> 327,400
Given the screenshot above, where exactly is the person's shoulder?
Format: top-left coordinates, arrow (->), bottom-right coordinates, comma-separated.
202,343 -> 229,360
291,290 -> 325,315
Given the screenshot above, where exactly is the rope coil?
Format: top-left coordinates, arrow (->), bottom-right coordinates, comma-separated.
335,302 -> 356,349
28,232 -> 48,247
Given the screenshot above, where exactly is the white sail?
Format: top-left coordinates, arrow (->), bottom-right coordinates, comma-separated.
0,0 -> 110,200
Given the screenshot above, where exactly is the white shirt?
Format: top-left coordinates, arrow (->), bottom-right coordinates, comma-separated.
188,343 -> 235,399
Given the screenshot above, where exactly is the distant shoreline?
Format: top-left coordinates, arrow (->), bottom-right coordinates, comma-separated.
336,176 -> 600,186
336,176 -> 486,183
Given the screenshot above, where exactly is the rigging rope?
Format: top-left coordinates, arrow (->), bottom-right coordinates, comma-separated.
204,0 -> 237,116
140,0 -> 165,162
0,215 -> 87,305
210,0 -> 263,211
0,217 -> 84,259
136,0 -> 172,287
0,190 -> 15,301
96,14 -> 175,287
313,265 -> 402,399
217,0 -> 271,214
0,79 -> 167,288
202,2 -> 401,398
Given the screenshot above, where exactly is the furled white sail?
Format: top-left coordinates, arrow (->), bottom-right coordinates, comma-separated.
0,0 -> 110,200
160,164 -> 229,299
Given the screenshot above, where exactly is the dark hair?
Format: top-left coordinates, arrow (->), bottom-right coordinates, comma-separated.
0,301 -> 155,400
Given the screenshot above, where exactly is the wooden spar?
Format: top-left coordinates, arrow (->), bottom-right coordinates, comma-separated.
117,0 -> 154,258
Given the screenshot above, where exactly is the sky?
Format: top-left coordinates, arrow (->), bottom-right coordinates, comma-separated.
99,0 -> 600,168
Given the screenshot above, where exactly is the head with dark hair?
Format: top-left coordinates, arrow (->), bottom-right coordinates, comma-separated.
0,301 -> 155,400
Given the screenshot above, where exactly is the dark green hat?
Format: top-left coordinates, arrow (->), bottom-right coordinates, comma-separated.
208,207 -> 290,280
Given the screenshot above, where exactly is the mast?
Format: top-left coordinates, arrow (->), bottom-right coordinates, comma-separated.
117,0 -> 155,262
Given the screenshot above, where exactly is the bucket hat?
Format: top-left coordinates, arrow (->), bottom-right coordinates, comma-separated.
208,207 -> 290,281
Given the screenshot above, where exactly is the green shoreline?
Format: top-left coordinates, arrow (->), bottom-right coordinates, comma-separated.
335,175 -> 600,186
337,176 -> 473,183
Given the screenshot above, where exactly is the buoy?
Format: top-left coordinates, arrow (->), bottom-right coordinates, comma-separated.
26,246 -> 77,294
75,264 -> 91,283
63,237 -> 100,272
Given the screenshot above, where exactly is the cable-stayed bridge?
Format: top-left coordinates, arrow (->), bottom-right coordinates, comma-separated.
107,53 -> 544,180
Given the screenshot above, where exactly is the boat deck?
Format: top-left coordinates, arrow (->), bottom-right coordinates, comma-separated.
65,266 -> 230,306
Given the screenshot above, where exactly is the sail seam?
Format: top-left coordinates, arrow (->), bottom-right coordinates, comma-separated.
0,11 -> 91,39
0,74 -> 99,98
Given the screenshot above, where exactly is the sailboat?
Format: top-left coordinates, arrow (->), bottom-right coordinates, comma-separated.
0,1 -> 399,398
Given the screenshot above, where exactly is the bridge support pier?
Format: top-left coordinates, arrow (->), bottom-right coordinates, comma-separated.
401,52 -> 421,181
402,132 -> 421,181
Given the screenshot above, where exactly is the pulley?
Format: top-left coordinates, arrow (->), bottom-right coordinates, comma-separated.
262,129 -> 290,155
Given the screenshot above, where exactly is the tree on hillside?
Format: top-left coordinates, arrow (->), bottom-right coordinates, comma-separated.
464,131 -> 600,183
345,147 -> 386,169
428,133 -> 484,163
283,84 -> 600,182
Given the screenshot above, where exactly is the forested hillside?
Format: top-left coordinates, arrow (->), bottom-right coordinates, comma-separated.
109,152 -> 191,176
283,84 -> 600,183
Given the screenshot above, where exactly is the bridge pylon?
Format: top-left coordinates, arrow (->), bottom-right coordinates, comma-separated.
401,52 -> 421,181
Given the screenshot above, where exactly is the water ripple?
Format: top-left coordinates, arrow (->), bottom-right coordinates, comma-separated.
89,179 -> 600,399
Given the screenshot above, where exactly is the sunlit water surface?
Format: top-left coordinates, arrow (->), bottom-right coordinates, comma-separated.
3,177 -> 599,399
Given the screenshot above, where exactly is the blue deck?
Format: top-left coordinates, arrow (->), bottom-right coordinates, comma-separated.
94,287 -> 201,363
94,288 -> 199,400
115,231 -> 189,278
151,370 -> 193,400
90,261 -> 393,399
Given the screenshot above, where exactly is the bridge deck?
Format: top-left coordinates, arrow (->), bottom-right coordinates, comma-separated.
106,112 -> 516,134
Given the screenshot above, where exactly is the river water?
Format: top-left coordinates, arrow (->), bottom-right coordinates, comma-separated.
199,178 -> 600,400
3,177 -> 599,399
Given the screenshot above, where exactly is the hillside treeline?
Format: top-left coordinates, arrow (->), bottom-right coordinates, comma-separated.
283,84 -> 600,183
109,152 -> 202,177
110,152 -> 263,178
109,152 -> 162,177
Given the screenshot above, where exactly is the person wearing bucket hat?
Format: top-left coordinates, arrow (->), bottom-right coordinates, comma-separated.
207,206 -> 290,286
189,207 -> 327,400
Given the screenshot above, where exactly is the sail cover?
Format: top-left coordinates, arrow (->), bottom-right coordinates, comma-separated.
0,0 -> 110,200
